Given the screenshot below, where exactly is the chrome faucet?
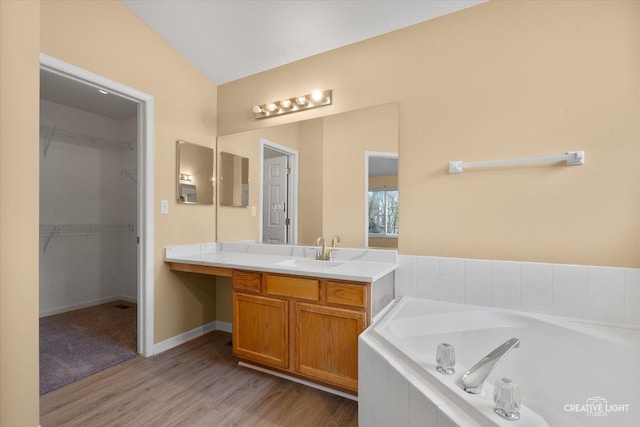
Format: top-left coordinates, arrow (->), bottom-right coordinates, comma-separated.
315,235 -> 341,260
461,338 -> 520,394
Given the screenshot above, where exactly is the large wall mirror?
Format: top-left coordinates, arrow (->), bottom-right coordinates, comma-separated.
176,140 -> 214,205
217,103 -> 399,248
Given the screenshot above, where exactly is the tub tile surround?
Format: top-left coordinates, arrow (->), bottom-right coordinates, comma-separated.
396,255 -> 640,326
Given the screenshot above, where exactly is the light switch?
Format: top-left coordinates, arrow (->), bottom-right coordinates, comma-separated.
251,206 -> 256,216
160,200 -> 169,214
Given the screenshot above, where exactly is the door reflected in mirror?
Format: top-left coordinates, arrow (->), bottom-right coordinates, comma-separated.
176,140 -> 214,205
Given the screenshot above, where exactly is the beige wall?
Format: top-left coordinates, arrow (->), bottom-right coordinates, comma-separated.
298,118 -> 324,245
0,2 -> 41,424
322,104 -> 399,247
40,0 -> 219,344
218,1 -> 640,268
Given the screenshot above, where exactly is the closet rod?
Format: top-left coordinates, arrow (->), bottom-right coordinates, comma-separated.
40,223 -> 134,252
40,125 -> 133,157
448,151 -> 584,174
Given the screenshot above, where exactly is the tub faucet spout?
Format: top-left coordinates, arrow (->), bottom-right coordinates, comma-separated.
461,337 -> 520,394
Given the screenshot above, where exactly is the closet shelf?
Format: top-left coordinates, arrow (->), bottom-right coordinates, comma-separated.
40,223 -> 135,252
40,125 -> 134,157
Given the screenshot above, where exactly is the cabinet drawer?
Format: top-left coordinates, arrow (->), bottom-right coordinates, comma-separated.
326,282 -> 367,308
266,275 -> 319,301
233,270 -> 262,293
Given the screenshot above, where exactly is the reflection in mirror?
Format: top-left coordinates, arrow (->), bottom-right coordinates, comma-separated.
262,142 -> 297,244
176,140 -> 214,205
217,103 -> 399,248
367,154 -> 398,249
219,152 -> 249,207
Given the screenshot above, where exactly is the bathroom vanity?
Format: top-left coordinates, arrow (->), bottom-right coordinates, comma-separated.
164,242 -> 396,395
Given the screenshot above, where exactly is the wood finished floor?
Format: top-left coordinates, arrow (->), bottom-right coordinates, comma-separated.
40,330 -> 358,426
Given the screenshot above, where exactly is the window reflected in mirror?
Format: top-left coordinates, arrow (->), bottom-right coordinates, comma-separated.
367,154 -> 398,249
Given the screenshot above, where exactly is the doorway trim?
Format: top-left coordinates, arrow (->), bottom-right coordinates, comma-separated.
364,151 -> 398,248
40,53 -> 155,357
259,138 -> 298,244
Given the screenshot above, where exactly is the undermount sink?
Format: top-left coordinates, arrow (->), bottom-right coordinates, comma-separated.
274,258 -> 346,269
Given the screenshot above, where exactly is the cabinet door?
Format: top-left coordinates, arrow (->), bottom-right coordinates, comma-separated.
294,302 -> 366,391
233,293 -> 288,369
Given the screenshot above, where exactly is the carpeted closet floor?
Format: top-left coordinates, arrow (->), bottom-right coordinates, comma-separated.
40,300 -> 137,395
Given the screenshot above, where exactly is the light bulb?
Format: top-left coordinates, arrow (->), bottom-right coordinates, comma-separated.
296,96 -> 308,106
311,89 -> 323,102
280,99 -> 292,109
266,103 -> 278,112
252,105 -> 263,114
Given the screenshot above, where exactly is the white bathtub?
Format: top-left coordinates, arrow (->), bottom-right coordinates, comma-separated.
359,297 -> 640,426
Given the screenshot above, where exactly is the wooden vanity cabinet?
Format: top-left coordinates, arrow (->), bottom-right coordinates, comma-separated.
232,270 -> 370,393
233,292 -> 288,368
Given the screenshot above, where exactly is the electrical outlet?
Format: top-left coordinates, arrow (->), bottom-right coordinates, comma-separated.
251,206 -> 256,216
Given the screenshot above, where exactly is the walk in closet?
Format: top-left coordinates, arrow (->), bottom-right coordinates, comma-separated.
39,97 -> 138,316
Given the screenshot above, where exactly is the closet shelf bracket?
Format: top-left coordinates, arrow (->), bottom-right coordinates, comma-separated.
43,126 -> 56,158
43,225 -> 58,252
121,168 -> 137,183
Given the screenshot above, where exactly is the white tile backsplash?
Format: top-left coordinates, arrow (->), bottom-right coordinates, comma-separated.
397,255 -> 416,277
521,262 -> 552,289
439,279 -> 464,304
625,269 -> 640,296
587,266 -> 625,296
464,259 -> 491,284
520,287 -> 553,314
439,258 -> 464,281
416,256 -> 439,283
395,276 -> 417,298
625,296 -> 640,325
491,285 -> 521,310
552,264 -> 588,294
464,283 -> 491,307
587,293 -> 626,323
395,254 -> 639,326
416,277 -> 439,300
491,261 -> 521,287
553,291 -> 587,319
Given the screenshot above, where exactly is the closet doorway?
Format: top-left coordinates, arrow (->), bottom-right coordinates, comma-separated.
39,55 -> 154,394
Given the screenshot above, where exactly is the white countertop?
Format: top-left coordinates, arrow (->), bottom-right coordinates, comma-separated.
164,241 -> 397,282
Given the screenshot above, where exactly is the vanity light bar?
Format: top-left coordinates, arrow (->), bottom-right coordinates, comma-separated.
252,89 -> 332,119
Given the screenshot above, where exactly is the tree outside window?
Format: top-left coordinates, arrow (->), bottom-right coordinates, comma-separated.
368,189 -> 398,236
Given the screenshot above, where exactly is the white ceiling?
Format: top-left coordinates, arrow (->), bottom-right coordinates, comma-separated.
41,1 -> 484,119
122,0 -> 484,85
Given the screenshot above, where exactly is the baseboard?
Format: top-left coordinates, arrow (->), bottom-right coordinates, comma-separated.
215,320 -> 232,333
39,296 -> 133,317
154,320 -> 232,354
120,295 -> 138,304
